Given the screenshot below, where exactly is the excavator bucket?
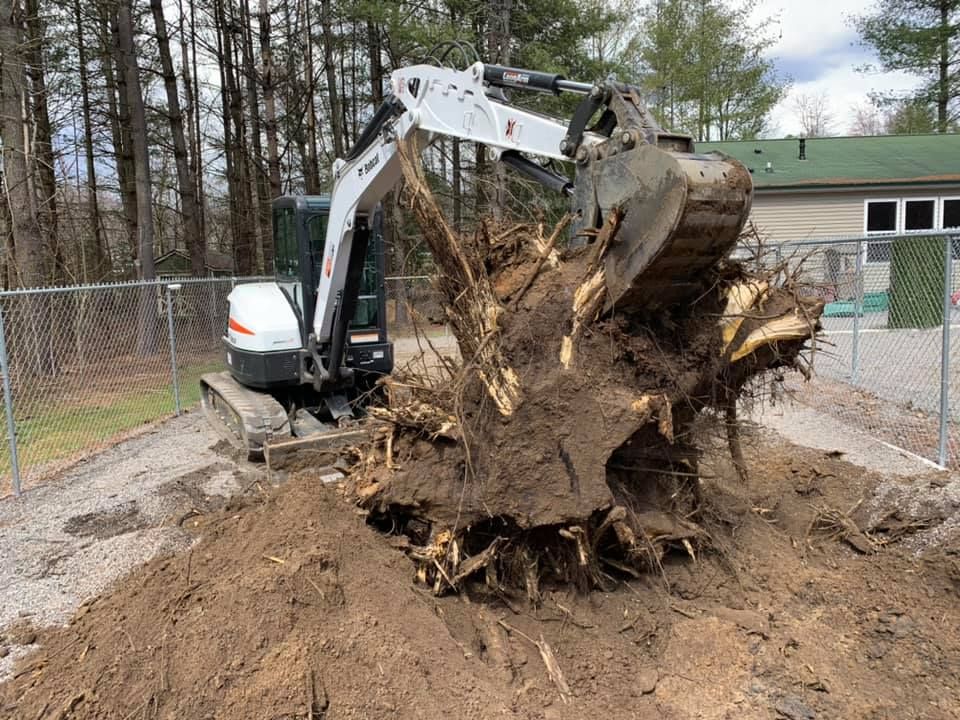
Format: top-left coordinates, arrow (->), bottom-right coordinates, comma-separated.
573,143 -> 753,313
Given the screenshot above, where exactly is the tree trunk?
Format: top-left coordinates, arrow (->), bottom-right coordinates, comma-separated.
937,0 -> 949,133
486,0 -> 512,221
241,0 -> 272,272
218,0 -> 255,275
304,0 -> 324,191
259,0 -> 282,201
214,0 -> 236,266
1,0 -> 56,375
116,0 -> 158,354
150,0 -> 204,276
452,139 -> 462,233
0,0 -> 43,288
367,20 -> 383,106
73,0 -> 109,280
105,6 -> 139,266
187,0 -> 205,242
24,0 -> 62,283
318,0 -> 344,159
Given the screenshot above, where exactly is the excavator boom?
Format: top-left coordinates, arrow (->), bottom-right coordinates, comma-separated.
314,62 -> 752,384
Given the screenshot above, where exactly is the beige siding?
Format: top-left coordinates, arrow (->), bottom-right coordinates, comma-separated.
750,192 -> 862,241
750,186 -> 960,243
750,187 -> 960,298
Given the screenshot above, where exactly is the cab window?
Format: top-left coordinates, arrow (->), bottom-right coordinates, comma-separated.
273,207 -> 298,277
350,241 -> 380,329
307,214 -> 328,289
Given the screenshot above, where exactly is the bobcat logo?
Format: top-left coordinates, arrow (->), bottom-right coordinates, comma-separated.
505,118 -> 518,140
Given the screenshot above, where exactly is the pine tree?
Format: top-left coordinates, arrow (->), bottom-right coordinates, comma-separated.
854,0 -> 959,132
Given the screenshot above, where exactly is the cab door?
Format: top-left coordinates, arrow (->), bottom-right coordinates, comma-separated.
273,204 -> 306,340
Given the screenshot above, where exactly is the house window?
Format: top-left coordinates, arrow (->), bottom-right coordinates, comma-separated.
865,200 -> 897,263
903,199 -> 936,232
944,198 -> 960,259
944,199 -> 960,229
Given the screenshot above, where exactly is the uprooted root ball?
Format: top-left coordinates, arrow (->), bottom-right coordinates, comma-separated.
347,140 -> 823,595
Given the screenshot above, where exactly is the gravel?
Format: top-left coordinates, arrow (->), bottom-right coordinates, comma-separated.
747,398 -> 938,477
866,474 -> 960,552
0,411 -> 259,680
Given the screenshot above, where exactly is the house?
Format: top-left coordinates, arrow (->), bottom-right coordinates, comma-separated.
699,135 -> 960,313
698,134 -> 960,252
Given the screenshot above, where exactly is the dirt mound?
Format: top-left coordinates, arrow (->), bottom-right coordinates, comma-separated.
1,479 -> 509,719
3,438 -> 959,719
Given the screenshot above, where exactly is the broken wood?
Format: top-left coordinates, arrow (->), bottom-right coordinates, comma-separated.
509,213 -> 573,310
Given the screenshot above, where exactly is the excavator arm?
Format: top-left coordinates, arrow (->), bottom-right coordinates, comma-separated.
311,61 -> 752,389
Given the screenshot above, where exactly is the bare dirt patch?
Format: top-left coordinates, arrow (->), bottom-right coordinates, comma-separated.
61,501 -> 146,540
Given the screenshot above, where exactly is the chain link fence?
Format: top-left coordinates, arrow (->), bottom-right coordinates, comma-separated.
3,238 -> 957,495
0,277 -> 270,496
774,231 -> 959,468
0,274 -> 452,496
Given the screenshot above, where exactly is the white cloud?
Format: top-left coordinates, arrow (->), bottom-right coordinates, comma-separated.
749,0 -> 868,59
768,65 -> 920,136
745,0 -> 924,136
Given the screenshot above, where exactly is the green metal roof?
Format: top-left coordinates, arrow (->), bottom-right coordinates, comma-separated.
697,134 -> 960,190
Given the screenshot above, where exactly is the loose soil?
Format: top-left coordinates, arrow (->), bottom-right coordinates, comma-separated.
2,432 -> 959,719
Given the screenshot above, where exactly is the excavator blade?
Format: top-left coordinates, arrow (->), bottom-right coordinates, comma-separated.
200,371 -> 374,471
573,144 -> 753,313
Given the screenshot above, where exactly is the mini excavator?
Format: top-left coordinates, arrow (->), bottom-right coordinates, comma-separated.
201,53 -> 753,458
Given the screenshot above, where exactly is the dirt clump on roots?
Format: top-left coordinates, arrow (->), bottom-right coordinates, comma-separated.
355,140 -> 823,593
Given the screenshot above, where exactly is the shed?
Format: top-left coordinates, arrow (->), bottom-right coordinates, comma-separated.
155,249 -> 235,279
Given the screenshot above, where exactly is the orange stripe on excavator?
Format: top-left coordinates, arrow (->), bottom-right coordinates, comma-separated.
228,317 -> 255,336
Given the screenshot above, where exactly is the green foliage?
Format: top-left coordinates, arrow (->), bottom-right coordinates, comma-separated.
626,0 -> 787,141
853,0 -> 960,132
886,98 -> 939,134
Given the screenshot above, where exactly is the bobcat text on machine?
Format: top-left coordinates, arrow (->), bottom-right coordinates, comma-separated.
201,48 -> 753,459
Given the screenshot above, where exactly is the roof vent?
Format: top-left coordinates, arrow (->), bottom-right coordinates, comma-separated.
799,138 -> 807,161
753,148 -> 763,154
765,161 -> 773,174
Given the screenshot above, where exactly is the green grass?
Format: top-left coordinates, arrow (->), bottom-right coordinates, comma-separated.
0,360 -> 222,480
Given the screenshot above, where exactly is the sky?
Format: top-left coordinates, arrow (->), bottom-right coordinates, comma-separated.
749,0 -> 922,136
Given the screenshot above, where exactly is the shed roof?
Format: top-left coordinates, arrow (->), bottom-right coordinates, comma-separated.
697,134 -> 960,190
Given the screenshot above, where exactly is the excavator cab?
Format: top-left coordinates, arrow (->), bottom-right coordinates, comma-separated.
271,195 -> 393,385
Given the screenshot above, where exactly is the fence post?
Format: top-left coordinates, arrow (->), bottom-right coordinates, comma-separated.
851,239 -> 864,384
0,303 -> 21,496
938,236 -> 952,467
166,284 -> 182,416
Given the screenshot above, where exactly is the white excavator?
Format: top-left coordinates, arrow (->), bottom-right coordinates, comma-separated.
201,53 -> 753,459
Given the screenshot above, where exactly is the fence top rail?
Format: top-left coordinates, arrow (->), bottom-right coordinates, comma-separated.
0,275 -> 274,299
780,230 -> 960,248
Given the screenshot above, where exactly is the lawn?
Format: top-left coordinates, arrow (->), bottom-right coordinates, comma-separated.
0,359 -> 222,482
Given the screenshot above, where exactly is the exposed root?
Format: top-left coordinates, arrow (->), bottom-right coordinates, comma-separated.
807,501 -> 879,554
